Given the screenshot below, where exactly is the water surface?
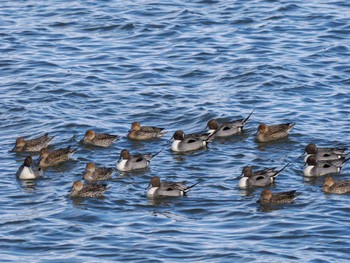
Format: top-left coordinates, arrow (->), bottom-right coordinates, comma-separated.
1,0 -> 350,262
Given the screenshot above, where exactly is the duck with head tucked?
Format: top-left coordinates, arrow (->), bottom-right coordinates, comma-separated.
257,189 -> 300,205
82,129 -> 119,147
12,133 -> 54,153
256,123 -> 295,143
70,181 -> 108,198
147,176 -> 199,197
38,146 -> 77,168
323,176 -> 350,194
16,156 -> 43,180
206,108 -> 255,137
127,121 -> 167,140
83,162 -> 114,181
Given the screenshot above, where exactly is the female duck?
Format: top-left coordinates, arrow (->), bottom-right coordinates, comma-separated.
256,123 -> 295,143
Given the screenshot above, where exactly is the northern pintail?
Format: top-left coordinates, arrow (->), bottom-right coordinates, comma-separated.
82,130 -> 119,147
38,146 -> 77,168
206,109 -> 254,137
12,133 -> 54,153
70,181 -> 108,198
171,130 -> 215,153
256,123 -> 295,143
127,121 -> 167,140
83,162 -> 114,181
303,155 -> 348,177
238,162 -> 289,189
16,156 -> 43,180
303,143 -> 348,162
257,189 -> 300,205
116,149 -> 161,172
146,176 -> 198,197
323,176 -> 350,194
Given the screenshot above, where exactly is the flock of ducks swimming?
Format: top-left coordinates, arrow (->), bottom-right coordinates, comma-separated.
13,109 -> 350,204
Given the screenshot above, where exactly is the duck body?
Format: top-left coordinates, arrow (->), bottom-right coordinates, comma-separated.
256,123 -> 295,143
147,176 -> 198,197
16,156 -> 43,180
39,146 -> 77,167
12,133 -> 54,153
171,130 -> 213,153
127,122 -> 167,140
258,189 -> 300,205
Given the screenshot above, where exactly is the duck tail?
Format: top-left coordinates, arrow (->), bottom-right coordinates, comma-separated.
274,162 -> 290,178
185,181 -> 200,192
206,128 -> 218,143
288,123 -> 296,130
242,108 -> 255,125
151,145 -> 167,159
343,156 -> 350,164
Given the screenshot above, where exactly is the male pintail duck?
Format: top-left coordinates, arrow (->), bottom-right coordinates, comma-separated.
238,162 -> 289,189
146,176 -> 199,197
70,181 -> 108,198
83,162 -> 114,181
16,156 -> 43,180
116,148 -> 162,172
12,133 -> 54,153
127,121 -> 167,140
38,146 -> 77,168
206,109 -> 254,137
257,189 -> 300,205
303,143 -> 348,162
256,123 -> 295,143
303,155 -> 349,177
82,130 -> 119,147
171,130 -> 215,153
323,176 -> 350,194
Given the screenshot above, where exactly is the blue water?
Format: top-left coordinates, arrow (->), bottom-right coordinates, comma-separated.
1,0 -> 350,261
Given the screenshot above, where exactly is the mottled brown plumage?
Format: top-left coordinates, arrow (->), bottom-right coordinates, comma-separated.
12,133 -> 54,152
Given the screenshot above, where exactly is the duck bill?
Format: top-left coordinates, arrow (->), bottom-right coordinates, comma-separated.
145,182 -> 151,189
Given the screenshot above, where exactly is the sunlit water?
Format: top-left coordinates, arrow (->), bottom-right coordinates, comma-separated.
1,0 -> 350,262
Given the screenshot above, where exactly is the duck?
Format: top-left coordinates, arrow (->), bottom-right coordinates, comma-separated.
256,123 -> 295,143
171,130 -> 215,153
16,156 -> 43,180
303,155 -> 348,177
146,176 -> 199,197
127,121 -> 167,140
116,149 -> 161,172
38,146 -> 77,168
257,189 -> 300,205
206,108 -> 254,137
12,133 -> 54,153
69,181 -> 108,198
83,162 -> 114,181
81,130 -> 119,147
238,162 -> 289,188
323,176 -> 350,194
303,143 -> 348,162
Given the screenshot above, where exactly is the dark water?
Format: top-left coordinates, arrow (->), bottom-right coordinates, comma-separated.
1,0 -> 350,261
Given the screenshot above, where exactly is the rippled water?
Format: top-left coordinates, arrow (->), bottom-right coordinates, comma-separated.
1,0 -> 350,261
